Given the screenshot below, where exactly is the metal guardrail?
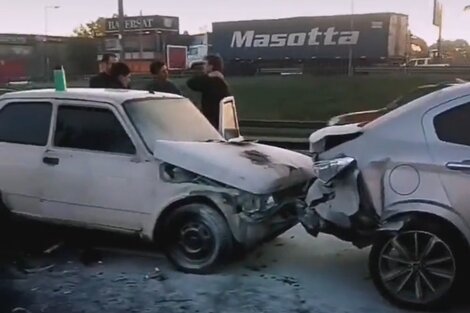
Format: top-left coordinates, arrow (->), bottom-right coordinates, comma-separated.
239,119 -> 325,129
239,119 -> 326,150
355,66 -> 470,75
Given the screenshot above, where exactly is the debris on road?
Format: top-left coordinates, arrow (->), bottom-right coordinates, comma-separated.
43,242 -> 64,255
144,267 -> 167,281
11,308 -> 32,313
112,276 -> 128,283
154,299 -> 192,304
276,276 -> 298,286
23,264 -> 55,274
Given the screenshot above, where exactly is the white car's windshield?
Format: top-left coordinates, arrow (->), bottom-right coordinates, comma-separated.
124,97 -> 223,151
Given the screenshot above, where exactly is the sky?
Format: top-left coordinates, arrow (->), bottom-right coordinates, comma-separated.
0,0 -> 468,45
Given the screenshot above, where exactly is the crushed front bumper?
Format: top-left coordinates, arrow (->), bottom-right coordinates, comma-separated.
230,199 -> 304,249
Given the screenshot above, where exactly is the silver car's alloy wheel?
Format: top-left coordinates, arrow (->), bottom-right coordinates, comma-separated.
378,231 -> 456,305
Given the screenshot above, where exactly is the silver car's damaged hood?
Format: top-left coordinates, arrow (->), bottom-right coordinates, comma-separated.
153,140 -> 314,194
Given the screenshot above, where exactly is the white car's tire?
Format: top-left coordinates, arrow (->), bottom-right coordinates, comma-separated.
162,203 -> 233,274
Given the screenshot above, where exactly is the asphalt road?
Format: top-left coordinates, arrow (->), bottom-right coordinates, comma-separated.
1,225 -> 469,313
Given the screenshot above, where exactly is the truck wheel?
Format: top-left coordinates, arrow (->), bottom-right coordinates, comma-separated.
369,220 -> 465,310
162,203 -> 233,274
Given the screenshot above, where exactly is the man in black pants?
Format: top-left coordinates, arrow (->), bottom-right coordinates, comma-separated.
187,55 -> 231,130
89,53 -> 117,88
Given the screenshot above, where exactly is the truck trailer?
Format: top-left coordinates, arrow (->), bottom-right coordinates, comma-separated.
211,13 -> 409,74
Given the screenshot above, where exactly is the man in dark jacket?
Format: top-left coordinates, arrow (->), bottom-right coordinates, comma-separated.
89,53 -> 117,88
187,55 -> 231,129
108,62 -> 131,89
146,60 -> 181,95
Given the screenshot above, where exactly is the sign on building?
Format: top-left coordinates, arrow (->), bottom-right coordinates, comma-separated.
105,15 -> 179,33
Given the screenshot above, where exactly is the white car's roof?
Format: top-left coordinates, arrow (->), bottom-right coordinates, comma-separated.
0,88 -> 183,104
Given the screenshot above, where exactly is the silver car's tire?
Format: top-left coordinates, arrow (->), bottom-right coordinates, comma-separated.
162,204 -> 233,274
369,221 -> 465,310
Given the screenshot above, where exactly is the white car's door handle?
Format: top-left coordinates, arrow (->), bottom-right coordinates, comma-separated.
43,156 -> 59,166
446,162 -> 470,171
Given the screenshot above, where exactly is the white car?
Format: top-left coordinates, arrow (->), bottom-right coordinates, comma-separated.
0,88 -> 313,273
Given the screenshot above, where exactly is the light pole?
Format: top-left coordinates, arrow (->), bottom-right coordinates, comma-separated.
347,0 -> 354,77
118,0 -> 125,61
44,5 -> 60,80
139,10 -> 144,59
44,5 -> 60,37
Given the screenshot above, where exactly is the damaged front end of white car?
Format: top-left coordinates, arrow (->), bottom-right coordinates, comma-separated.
152,140 -> 315,261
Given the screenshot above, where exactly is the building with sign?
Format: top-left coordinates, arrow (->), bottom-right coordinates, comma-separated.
99,14 -> 192,73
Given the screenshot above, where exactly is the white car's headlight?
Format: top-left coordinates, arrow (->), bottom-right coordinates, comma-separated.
160,164 -> 197,182
313,157 -> 356,184
238,193 -> 276,214
160,163 -> 223,187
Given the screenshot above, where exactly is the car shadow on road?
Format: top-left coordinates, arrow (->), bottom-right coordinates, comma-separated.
2,220 -> 470,313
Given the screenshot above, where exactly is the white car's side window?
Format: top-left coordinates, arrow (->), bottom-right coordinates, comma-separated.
53,105 -> 136,154
0,102 -> 52,146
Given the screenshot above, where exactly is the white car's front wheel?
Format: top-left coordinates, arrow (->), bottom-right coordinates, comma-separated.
162,203 -> 234,274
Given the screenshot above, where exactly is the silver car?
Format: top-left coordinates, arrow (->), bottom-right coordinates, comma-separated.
300,83 -> 470,310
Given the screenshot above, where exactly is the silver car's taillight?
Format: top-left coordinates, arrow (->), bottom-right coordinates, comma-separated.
313,157 -> 356,184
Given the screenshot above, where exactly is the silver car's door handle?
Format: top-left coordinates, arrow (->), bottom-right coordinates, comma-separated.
446,162 -> 470,171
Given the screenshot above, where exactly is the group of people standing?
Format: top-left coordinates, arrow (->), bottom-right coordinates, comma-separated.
89,53 -> 231,129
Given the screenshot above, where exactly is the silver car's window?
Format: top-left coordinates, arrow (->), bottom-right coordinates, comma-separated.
123,98 -> 223,152
0,102 -> 52,146
434,103 -> 470,146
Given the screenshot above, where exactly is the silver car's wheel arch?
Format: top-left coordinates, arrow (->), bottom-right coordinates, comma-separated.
382,204 -> 470,250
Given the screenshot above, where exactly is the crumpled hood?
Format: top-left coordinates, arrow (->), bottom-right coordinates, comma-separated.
153,140 -> 314,194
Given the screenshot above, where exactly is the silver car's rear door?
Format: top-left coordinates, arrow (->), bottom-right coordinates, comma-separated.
422,95 -> 470,222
